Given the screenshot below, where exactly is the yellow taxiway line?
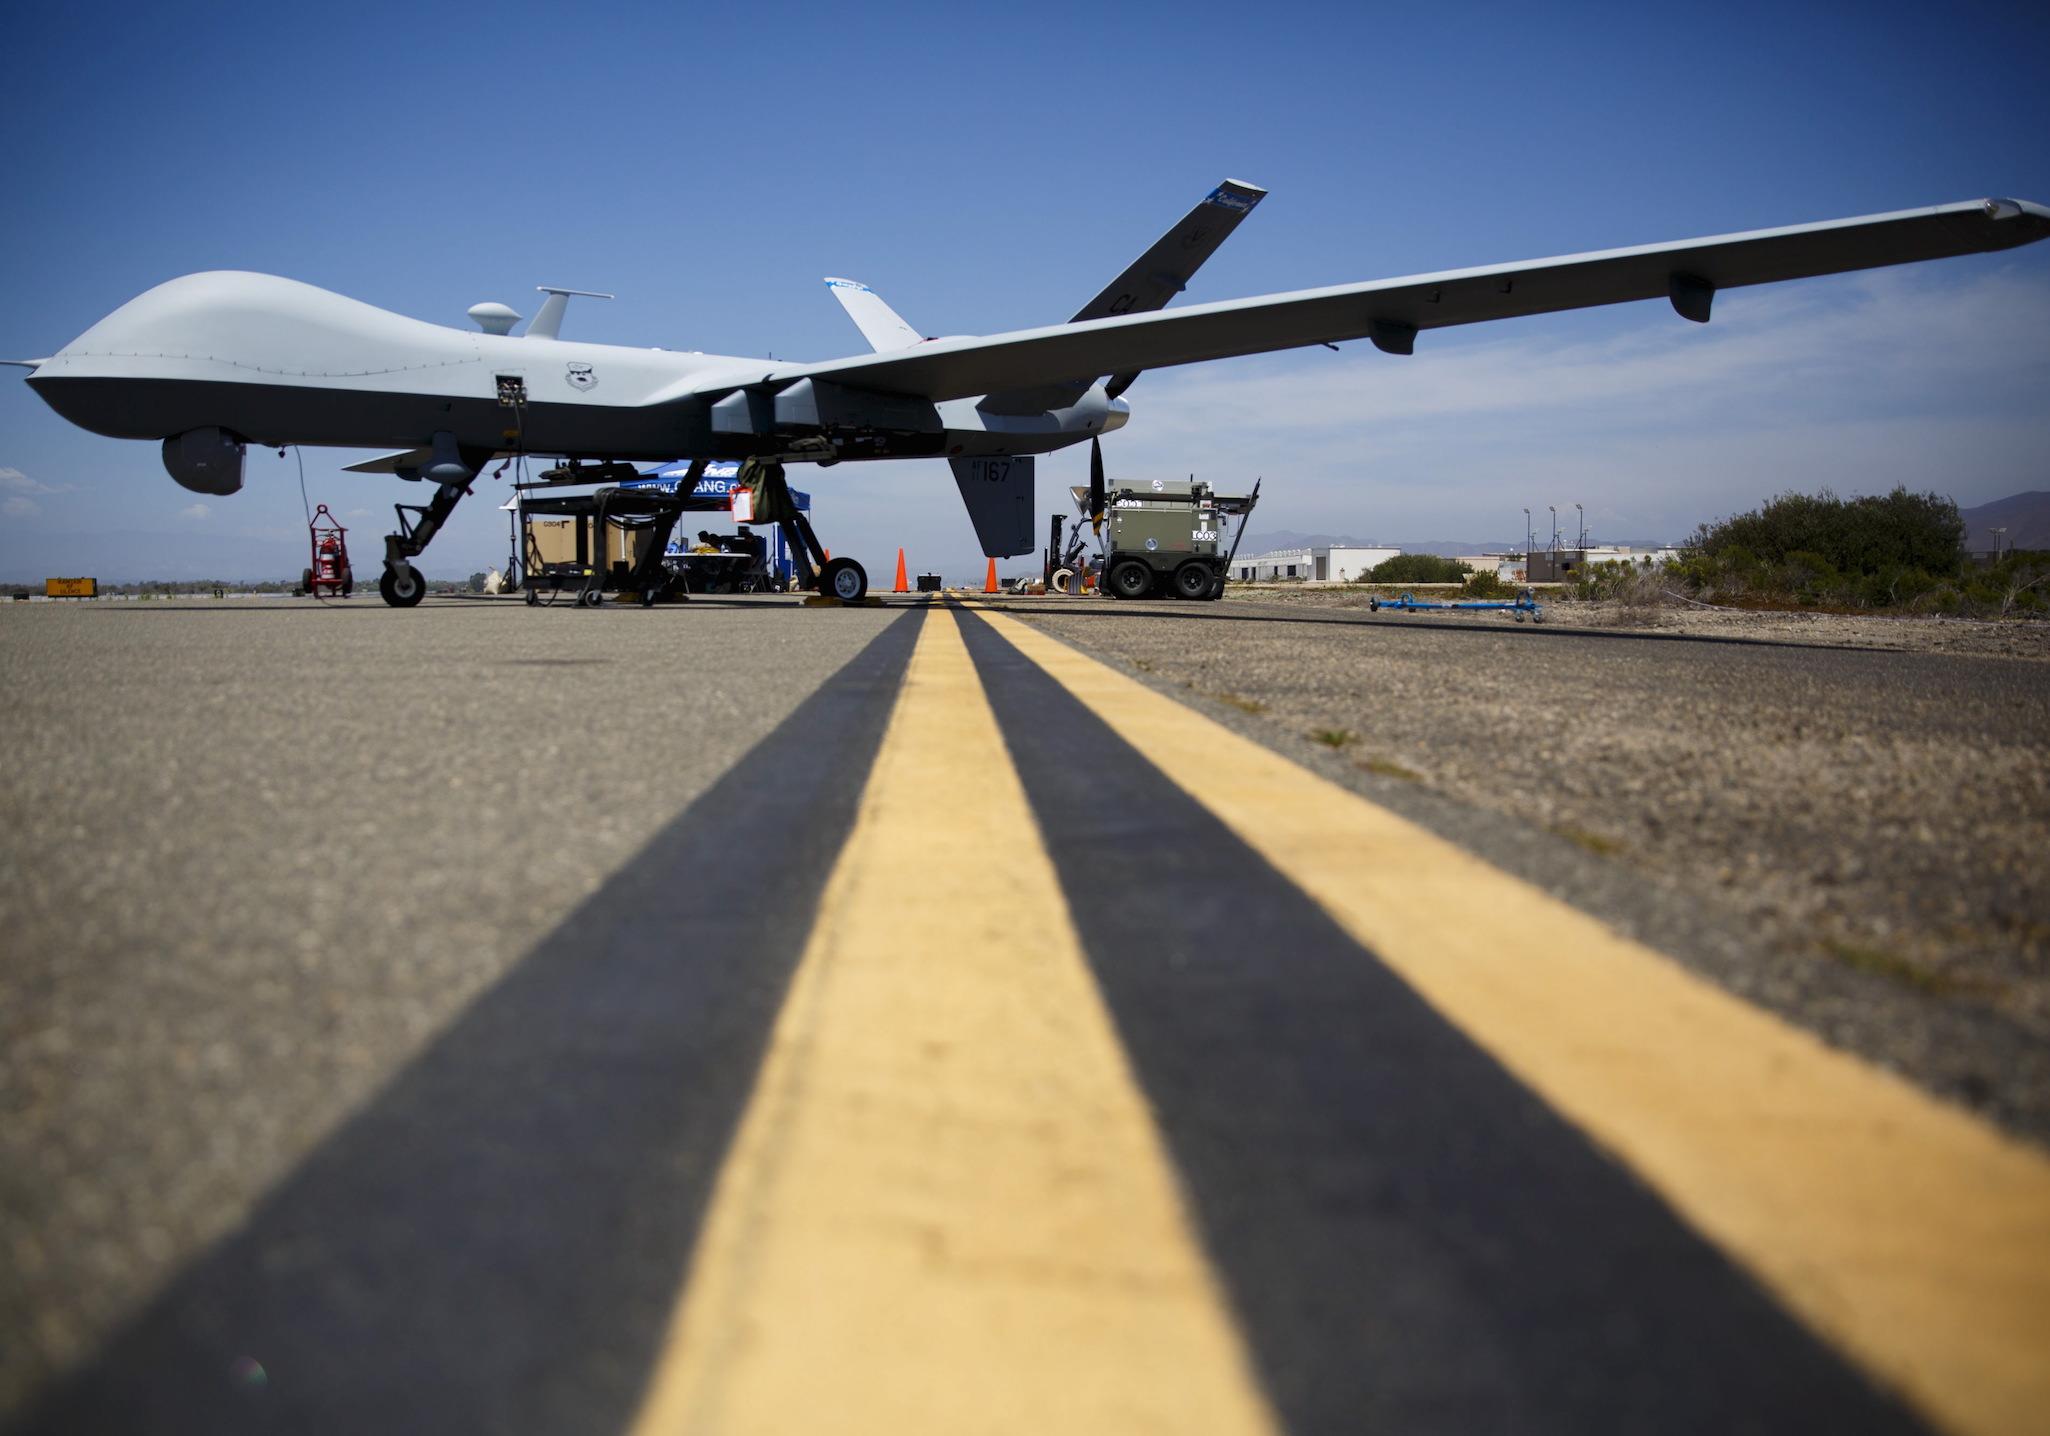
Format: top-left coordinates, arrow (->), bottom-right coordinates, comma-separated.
972,604 -> 2050,1436
629,609 -> 1278,1436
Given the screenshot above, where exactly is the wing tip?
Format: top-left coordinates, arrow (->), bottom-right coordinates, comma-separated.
1207,180 -> 1266,213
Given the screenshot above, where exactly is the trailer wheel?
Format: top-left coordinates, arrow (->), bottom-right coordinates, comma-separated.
300,568 -> 314,597
1108,560 -> 1153,600
340,566 -> 353,598
525,587 -> 540,606
1171,562 -> 1213,600
1207,572 -> 1227,601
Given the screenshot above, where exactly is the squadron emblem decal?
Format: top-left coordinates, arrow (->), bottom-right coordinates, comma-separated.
566,362 -> 597,391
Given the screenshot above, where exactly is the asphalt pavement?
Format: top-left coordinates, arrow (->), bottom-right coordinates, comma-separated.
995,593 -> 2050,1137
2,592 -> 2045,1435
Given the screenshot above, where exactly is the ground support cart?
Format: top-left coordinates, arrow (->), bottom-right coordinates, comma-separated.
517,487 -> 697,607
1369,589 -> 1546,622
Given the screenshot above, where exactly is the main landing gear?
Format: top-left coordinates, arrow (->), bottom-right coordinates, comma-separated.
737,458 -> 867,603
379,431 -> 483,608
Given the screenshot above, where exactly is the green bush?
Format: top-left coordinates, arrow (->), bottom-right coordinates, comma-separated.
1462,569 -> 1512,599
1366,552 -> 1469,584
1571,559 -> 1670,605
1670,486 -> 2024,613
1686,487 -> 1963,577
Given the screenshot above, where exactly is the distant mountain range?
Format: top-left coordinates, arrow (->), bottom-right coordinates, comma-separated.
1960,491 -> 2050,552
1235,529 -> 1668,557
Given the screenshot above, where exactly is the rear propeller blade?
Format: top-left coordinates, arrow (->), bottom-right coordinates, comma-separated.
1089,437 -> 1106,535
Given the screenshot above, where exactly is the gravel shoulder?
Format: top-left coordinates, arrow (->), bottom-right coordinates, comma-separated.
999,590 -> 2050,1144
1241,583 -> 2050,659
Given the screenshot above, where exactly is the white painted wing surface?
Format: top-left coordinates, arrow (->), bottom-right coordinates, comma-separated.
744,199 -> 2049,404
824,278 -> 926,352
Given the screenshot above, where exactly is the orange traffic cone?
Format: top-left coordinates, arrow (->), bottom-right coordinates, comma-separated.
893,548 -> 909,593
984,557 -> 999,593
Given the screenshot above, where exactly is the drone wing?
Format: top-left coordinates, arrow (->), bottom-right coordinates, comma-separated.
729,199 -> 2047,406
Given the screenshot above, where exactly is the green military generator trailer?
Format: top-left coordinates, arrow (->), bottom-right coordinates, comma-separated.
1096,478 -> 1259,600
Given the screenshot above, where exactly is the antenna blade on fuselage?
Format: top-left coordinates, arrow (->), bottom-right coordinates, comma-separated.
525,287 -> 615,340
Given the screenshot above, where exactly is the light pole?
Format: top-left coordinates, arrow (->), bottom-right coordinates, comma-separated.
1576,502 -> 1584,550
1548,505 -> 1558,551
1992,525 -> 2009,560
1523,507 -> 1531,559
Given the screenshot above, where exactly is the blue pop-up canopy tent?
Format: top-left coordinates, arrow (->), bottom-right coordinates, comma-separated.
621,460 -> 810,510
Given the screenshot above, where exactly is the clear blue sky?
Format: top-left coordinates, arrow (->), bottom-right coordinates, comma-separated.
4,0 -> 2047,579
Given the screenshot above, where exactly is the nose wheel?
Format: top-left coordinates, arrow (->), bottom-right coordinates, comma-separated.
378,563 -> 426,608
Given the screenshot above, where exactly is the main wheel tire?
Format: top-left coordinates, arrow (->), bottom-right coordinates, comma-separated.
1108,560 -> 1154,600
379,564 -> 426,608
1172,561 -> 1214,600
820,556 -> 868,603
1207,573 -> 1227,601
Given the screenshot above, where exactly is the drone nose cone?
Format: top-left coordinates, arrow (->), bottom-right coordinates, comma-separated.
1104,396 -> 1131,433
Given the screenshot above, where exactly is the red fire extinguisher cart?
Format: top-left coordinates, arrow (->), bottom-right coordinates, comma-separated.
303,505 -> 354,598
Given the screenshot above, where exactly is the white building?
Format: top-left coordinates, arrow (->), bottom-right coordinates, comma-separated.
1232,545 -> 1403,583
1457,553 -> 1528,581
1522,545 -> 1682,582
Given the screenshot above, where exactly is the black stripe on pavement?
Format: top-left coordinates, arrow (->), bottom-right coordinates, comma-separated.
954,607 -> 1927,1436
14,609 -> 926,1436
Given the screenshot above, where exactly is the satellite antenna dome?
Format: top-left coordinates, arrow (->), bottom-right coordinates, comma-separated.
467,301 -> 522,336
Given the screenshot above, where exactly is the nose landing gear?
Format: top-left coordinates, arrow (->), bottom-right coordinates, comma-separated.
378,431 -> 484,608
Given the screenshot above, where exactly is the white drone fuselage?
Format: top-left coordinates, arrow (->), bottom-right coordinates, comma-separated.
26,270 -> 1125,486
18,189 -> 2048,563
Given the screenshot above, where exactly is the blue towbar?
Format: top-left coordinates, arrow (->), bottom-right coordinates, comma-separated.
1369,588 -> 1546,623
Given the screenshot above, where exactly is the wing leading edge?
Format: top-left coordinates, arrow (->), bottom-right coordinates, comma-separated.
724,198 -> 2048,407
